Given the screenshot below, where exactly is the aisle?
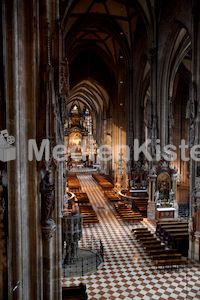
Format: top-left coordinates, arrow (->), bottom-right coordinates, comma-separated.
62,175 -> 200,300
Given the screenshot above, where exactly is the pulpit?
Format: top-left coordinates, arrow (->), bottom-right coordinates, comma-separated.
62,212 -> 82,264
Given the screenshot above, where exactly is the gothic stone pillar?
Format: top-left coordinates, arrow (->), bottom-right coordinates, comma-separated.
42,224 -> 56,300
147,174 -> 157,221
171,174 -> 179,219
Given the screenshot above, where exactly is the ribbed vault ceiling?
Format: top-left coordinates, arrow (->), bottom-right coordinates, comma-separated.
67,80 -> 109,115
61,0 -> 156,66
60,0 -> 156,118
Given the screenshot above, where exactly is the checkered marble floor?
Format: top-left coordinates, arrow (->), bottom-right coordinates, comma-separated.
62,175 -> 200,300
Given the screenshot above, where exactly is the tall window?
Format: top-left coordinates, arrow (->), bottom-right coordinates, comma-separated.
85,108 -> 92,136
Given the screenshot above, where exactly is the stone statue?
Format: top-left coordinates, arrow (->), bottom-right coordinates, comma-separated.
40,171 -> 55,226
155,190 -> 160,201
150,165 -> 157,175
145,99 -> 152,130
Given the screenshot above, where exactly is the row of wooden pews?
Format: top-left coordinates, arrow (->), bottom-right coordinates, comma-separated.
104,191 -> 121,203
72,190 -> 99,226
131,198 -> 148,217
128,190 -> 148,217
79,204 -> 99,226
114,203 -> 143,223
133,227 -> 187,269
92,174 -> 114,191
68,174 -> 81,192
75,192 -> 90,204
62,283 -> 88,299
156,221 -> 189,256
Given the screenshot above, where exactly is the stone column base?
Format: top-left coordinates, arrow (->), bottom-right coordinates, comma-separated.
42,223 -> 56,300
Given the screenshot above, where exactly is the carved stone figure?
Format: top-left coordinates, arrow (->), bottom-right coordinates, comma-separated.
186,87 -> 196,149
40,171 -> 55,225
150,165 -> 157,175
145,99 -> 152,130
155,190 -> 160,201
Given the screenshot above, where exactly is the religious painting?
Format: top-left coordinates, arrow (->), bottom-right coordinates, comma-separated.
71,117 -> 80,126
69,132 -> 82,153
157,172 -> 171,200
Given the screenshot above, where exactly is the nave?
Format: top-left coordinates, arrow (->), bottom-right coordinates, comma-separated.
63,175 -> 200,300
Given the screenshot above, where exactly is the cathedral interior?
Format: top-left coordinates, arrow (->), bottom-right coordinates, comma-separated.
1,0 -> 200,299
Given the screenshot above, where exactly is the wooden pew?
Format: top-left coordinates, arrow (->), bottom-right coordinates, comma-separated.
156,258 -> 187,269
92,174 -> 114,190
142,240 -> 161,245
152,253 -> 182,260
62,284 -> 88,300
132,227 -> 148,232
148,249 -> 177,255
139,237 -> 158,241
135,233 -> 154,237
145,244 -> 166,250
170,234 -> 189,256
156,221 -> 188,234
75,193 -> 90,204
164,228 -> 188,241
114,203 -> 143,222
161,225 -> 188,237
156,221 -> 189,257
104,191 -> 120,202
79,205 -> 99,226
133,228 -> 187,269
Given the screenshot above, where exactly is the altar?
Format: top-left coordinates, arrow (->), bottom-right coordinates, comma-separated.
156,207 -> 176,220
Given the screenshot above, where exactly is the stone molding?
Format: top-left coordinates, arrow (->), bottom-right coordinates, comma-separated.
42,224 -> 56,240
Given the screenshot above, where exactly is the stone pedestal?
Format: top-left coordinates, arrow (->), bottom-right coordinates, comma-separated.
148,174 -> 157,202
188,218 -> 195,259
171,174 -> 178,199
147,201 -> 156,221
147,174 -> 157,221
173,199 -> 179,219
42,224 -> 56,300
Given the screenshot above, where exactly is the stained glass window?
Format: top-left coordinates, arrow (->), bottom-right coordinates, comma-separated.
85,108 -> 92,136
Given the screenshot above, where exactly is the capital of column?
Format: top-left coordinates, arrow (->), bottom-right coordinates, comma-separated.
148,174 -> 157,181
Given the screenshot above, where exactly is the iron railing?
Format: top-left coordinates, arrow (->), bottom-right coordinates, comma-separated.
62,234 -> 104,278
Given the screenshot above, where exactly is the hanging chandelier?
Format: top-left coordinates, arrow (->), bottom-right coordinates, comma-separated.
115,151 -> 126,179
